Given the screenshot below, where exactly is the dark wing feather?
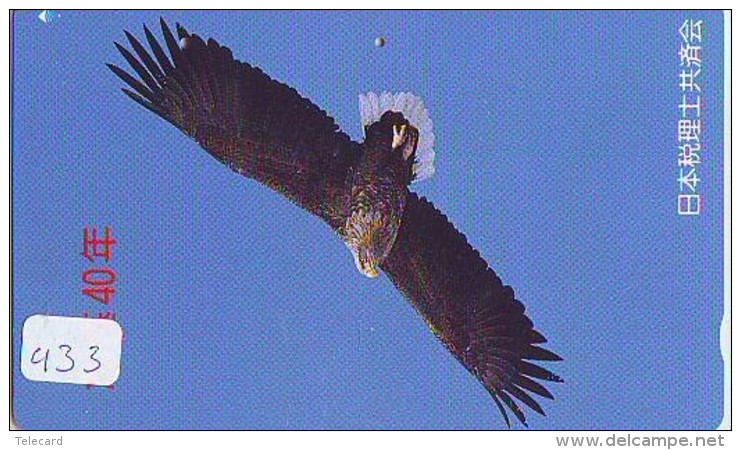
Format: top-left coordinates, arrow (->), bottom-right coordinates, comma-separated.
380,193 -> 563,428
108,19 -> 360,229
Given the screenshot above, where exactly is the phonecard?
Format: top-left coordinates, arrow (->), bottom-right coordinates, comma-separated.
11,10 -> 729,430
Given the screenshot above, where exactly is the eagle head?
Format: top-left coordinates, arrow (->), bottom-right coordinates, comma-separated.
344,209 -> 388,278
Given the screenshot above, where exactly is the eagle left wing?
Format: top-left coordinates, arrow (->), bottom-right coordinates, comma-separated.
380,193 -> 563,427
108,19 -> 361,229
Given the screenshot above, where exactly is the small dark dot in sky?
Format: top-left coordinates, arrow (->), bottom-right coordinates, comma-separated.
375,37 -> 385,48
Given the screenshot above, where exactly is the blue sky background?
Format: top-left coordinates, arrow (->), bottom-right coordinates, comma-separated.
12,10 -> 726,430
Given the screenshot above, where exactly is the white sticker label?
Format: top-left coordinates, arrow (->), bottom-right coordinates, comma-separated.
21,315 -> 122,386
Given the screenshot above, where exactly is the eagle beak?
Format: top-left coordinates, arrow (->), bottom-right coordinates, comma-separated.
351,251 -> 380,278
391,124 -> 407,149
362,265 -> 380,278
356,258 -> 380,278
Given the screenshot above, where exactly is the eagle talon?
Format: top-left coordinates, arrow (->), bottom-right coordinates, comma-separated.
392,124 -> 407,149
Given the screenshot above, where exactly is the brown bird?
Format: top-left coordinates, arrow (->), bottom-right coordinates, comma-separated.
108,18 -> 563,427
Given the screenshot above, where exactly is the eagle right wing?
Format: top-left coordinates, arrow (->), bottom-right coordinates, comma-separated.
108,19 -> 361,229
380,193 -> 563,428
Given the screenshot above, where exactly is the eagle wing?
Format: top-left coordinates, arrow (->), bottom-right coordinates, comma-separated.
380,193 -> 563,427
108,19 -> 360,229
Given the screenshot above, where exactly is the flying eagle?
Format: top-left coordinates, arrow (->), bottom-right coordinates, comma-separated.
108,19 -> 563,428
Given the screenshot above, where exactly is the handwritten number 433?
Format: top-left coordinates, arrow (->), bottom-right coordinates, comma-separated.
30,345 -> 102,373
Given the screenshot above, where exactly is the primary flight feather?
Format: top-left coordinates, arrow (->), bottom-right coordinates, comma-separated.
108,19 -> 563,428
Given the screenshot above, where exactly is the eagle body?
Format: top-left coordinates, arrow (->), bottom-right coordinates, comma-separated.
343,111 -> 418,278
109,19 -> 563,428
